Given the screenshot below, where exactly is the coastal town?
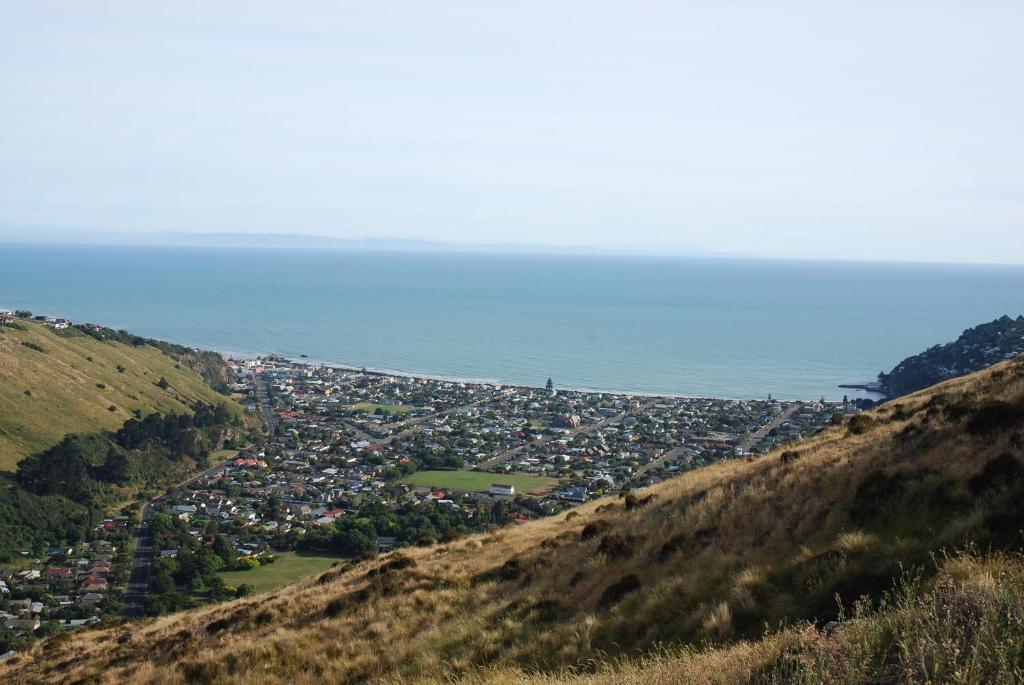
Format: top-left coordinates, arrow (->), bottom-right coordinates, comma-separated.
129,357 -> 849,610
171,355 -> 848,512
1,349 -> 848,645
0,517 -> 133,653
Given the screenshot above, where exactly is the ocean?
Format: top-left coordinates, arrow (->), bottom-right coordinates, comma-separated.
2,244 -> 1022,400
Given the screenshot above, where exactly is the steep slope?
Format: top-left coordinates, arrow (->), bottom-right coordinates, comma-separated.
0,320 -> 235,470
878,314 -> 1024,398
4,355 -> 1024,684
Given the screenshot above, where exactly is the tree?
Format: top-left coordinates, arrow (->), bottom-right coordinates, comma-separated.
237,556 -> 260,570
100,448 -> 132,484
157,377 -> 170,390
206,575 -> 232,601
546,378 -> 554,390
148,571 -> 175,594
211,535 -> 235,567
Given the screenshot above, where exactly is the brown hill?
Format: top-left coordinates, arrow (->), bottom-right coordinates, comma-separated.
4,355 -> 1024,684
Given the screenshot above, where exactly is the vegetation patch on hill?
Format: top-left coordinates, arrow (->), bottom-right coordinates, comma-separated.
0,404 -> 245,561
0,319 -> 239,470
878,314 -> 1024,398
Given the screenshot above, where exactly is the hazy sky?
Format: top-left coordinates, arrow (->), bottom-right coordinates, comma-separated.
2,2 -> 1022,263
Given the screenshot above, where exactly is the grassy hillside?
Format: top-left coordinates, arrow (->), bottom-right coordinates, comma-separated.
0,320 -> 236,470
4,355 -> 1024,684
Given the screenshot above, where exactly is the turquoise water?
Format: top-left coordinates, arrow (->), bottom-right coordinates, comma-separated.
2,244 -> 1022,400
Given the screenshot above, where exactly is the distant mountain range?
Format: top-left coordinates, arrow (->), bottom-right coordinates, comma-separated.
0,227 -> 628,256
0,226 -> 764,259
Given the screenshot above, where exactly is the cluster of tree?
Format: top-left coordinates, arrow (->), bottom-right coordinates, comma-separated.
18,405 -> 235,506
0,483 -> 94,561
296,498 -> 513,556
0,403 -> 237,562
378,435 -> 464,479
878,315 -> 1024,398
115,403 -> 231,455
144,514 -> 253,615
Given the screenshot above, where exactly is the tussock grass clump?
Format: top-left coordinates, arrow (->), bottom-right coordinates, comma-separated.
658,535 -> 686,561
833,530 -> 876,557
624,493 -> 656,511
475,558 -> 525,585
596,534 -> 636,560
323,596 -> 348,618
966,400 -> 1024,435
580,520 -> 610,541
701,601 -> 733,640
847,413 -> 877,435
764,551 -> 1024,685
969,452 -> 1022,494
599,574 -> 641,608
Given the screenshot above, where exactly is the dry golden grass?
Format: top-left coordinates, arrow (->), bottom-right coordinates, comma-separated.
3,356 -> 1023,684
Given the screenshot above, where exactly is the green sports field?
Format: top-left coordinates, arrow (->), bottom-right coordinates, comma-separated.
400,470 -> 559,494
352,402 -> 422,416
218,552 -> 344,594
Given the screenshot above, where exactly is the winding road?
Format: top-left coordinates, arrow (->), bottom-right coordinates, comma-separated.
736,403 -> 802,453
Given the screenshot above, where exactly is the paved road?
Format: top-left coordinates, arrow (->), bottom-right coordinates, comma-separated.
637,446 -> 693,475
476,399 -> 659,471
341,398 -> 494,446
120,502 -> 155,618
121,374 -> 277,618
254,372 -> 278,434
736,403 -> 802,453
118,456 -> 238,619
635,403 -> 801,477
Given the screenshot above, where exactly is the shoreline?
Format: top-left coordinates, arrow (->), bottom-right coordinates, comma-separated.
240,351 -> 849,405
4,307 -> 862,403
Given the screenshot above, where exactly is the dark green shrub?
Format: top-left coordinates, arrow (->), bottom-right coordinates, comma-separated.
969,453 -> 1022,494
848,414 -> 877,435
597,534 -> 636,559
966,401 -> 1024,436
598,574 -> 641,607
580,519 -> 611,540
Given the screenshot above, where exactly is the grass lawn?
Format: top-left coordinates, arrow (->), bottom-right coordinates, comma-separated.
6,553 -> 43,569
218,552 -> 343,594
352,402 -> 422,416
401,470 -> 560,494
